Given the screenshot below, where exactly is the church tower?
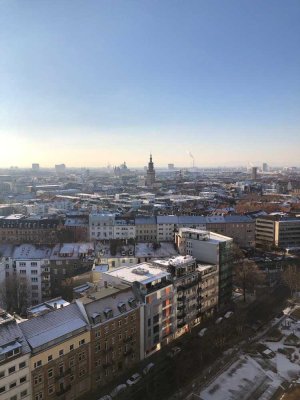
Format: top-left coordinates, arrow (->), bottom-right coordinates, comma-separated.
145,154 -> 156,186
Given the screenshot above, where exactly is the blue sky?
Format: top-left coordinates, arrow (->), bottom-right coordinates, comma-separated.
0,0 -> 299,167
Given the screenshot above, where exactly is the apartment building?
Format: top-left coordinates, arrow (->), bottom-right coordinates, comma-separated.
49,243 -> 94,299
9,244 -> 52,307
0,310 -> 31,400
89,213 -> 115,241
76,283 -> 140,391
19,303 -> 91,400
113,219 -> 136,240
197,264 -> 219,317
256,215 -> 300,249
205,215 -> 255,248
103,264 -> 175,358
153,256 -> 202,336
135,217 -> 157,242
0,215 -> 64,245
175,228 -> 233,308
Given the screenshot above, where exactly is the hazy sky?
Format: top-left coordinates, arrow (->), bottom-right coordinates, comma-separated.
0,0 -> 299,168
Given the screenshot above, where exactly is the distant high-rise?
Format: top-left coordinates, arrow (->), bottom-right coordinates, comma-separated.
168,163 -> 174,170
251,166 -> 258,180
262,163 -> 268,172
145,154 -> 156,186
32,163 -> 40,171
55,164 -> 66,174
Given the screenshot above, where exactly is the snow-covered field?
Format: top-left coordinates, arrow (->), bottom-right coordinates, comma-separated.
199,314 -> 300,400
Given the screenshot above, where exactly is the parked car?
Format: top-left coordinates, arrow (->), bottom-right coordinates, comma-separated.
126,373 -> 141,386
215,317 -> 223,324
167,346 -> 181,358
198,328 -> 208,337
110,384 -> 127,398
98,396 -> 112,400
143,362 -> 155,375
224,311 -> 234,319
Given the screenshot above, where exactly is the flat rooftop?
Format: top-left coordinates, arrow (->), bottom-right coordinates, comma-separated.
179,228 -> 231,242
105,263 -> 170,284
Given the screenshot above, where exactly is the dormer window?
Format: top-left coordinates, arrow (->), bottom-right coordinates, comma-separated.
128,298 -> 137,308
103,308 -> 113,319
91,312 -> 101,325
117,302 -> 126,313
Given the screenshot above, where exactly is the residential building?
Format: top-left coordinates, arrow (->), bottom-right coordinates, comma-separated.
19,303 -> 91,400
49,243 -> 94,299
10,244 -> 52,307
0,215 -> 64,244
0,310 -> 31,400
76,283 -> 140,391
89,213 -> 115,241
103,264 -> 175,358
135,217 -> 157,242
175,228 -> 233,308
256,215 -> 300,249
153,256 -> 202,336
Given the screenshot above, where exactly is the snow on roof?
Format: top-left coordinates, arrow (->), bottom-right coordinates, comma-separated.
104,263 -> 170,284
13,244 -> 52,260
20,303 -> 87,350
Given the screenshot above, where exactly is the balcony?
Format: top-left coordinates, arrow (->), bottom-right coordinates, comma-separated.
102,346 -> 113,354
56,384 -> 71,396
177,321 -> 186,328
55,368 -> 71,381
124,347 -> 133,357
123,335 -> 133,344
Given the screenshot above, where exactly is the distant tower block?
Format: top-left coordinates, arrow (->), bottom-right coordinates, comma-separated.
168,163 -> 174,170
145,154 -> 156,186
262,163 -> 268,172
251,166 -> 258,180
32,163 -> 40,171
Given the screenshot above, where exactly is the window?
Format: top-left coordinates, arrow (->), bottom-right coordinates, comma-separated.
19,361 -> 26,369
118,320 -> 122,327
34,360 -> 42,369
79,368 -> 86,377
31,269 -> 38,274
10,396 -> 17,400
69,344 -> 74,351
34,374 -> 43,385
31,277 -> 38,282
0,386 -> 6,394
95,329 -> 100,338
20,376 -> 27,384
48,385 -> 54,395
9,382 -> 17,389
8,366 -> 15,374
69,357 -> 75,367
59,349 -> 64,356
20,390 -> 28,398
48,368 -> 53,378
78,352 -> 86,362
118,333 -> 122,341
48,355 -> 53,362
34,392 -> 43,400
0,371 -> 4,379
79,339 -> 85,346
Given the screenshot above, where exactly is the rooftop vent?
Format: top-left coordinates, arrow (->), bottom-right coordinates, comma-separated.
132,267 -> 149,275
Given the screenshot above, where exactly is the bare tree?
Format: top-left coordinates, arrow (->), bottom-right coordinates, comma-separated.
0,275 -> 31,314
234,259 -> 265,302
282,265 -> 300,297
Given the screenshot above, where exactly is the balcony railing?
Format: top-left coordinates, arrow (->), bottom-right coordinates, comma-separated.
55,368 -> 71,381
56,384 -> 71,396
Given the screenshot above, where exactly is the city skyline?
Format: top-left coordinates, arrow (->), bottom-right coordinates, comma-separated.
1,0 -> 300,167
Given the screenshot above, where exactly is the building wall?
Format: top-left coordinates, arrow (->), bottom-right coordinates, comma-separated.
30,330 -> 90,400
90,308 -> 140,391
0,353 -> 31,400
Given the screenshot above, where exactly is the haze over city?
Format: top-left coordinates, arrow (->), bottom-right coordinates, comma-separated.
1,0 -> 300,168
